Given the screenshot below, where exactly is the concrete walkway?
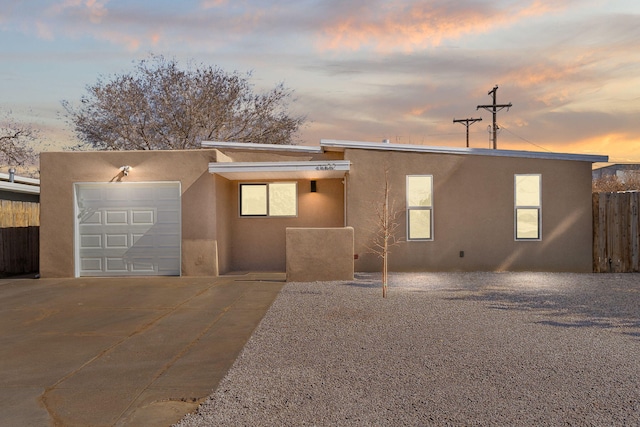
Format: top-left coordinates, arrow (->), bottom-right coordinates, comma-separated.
0,273 -> 284,427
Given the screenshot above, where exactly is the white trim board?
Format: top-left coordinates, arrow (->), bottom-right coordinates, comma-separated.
202,140 -> 323,153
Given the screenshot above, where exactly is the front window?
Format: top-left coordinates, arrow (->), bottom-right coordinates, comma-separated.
515,174 -> 541,240
407,175 -> 433,240
240,182 -> 297,217
268,182 -> 297,216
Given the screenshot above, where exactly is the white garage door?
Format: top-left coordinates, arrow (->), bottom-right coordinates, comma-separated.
75,182 -> 181,277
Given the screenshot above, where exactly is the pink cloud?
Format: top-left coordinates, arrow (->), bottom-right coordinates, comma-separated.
318,1 -> 570,52
200,0 -> 229,8
49,0 -> 109,24
35,21 -> 55,40
564,133 -> 638,162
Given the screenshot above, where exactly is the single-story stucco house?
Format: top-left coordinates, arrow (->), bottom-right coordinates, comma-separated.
39,140 -> 608,279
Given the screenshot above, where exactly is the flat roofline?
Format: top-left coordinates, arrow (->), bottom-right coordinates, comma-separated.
320,139 -> 609,163
202,140 -> 323,153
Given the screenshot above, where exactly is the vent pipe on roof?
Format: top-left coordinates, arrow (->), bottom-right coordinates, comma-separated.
8,168 -> 15,183
382,139 -> 390,144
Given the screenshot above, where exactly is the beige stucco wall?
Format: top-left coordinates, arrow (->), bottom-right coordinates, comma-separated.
214,174 -> 233,275
286,227 -> 354,282
227,178 -> 345,272
345,148 -> 594,272
40,149 -> 219,278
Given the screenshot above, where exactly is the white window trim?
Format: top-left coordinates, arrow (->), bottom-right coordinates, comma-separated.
406,175 -> 434,241
239,182 -> 298,218
514,174 -> 542,241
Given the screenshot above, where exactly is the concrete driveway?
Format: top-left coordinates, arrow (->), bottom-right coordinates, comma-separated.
0,273 -> 284,427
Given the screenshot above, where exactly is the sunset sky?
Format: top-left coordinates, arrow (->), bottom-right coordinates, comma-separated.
2,0 -> 640,164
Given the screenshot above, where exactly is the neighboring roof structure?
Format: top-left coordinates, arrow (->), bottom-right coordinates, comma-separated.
203,140 -> 609,163
0,172 -> 40,196
592,164 -> 640,180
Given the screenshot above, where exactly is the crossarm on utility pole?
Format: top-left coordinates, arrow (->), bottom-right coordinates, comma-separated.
476,85 -> 512,149
453,117 -> 483,147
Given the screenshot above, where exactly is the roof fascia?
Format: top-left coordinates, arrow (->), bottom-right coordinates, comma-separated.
320,139 -> 609,163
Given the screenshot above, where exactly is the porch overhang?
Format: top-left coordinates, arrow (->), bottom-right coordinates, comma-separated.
208,160 -> 351,180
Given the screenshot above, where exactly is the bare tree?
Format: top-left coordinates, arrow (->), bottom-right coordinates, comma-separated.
0,110 -> 37,170
62,54 -> 306,150
366,168 -> 404,298
593,170 -> 640,192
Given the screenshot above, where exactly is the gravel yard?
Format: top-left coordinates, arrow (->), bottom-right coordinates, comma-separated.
176,272 -> 640,426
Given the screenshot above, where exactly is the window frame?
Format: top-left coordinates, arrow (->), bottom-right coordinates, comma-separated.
514,174 -> 542,241
406,175 -> 434,241
239,183 -> 268,217
239,182 -> 298,218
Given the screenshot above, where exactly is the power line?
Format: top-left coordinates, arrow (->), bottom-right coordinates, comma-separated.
498,124 -> 553,152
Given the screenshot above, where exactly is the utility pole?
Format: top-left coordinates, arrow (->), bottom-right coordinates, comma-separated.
477,85 -> 512,149
453,117 -> 482,147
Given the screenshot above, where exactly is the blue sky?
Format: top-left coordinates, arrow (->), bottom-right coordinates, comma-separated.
2,0 -> 640,163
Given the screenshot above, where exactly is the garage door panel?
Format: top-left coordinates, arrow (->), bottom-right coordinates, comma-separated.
81,211 -> 102,224
81,234 -> 102,249
105,187 -> 133,201
105,234 -> 128,248
132,210 -> 154,225
158,257 -> 181,273
76,182 -> 181,277
129,187 -> 155,201
80,187 -> 104,201
156,233 -> 181,247
132,233 -> 148,247
105,211 -> 128,225
130,258 -> 155,272
157,186 -> 180,200
81,258 -> 103,272
106,258 -> 129,272
157,210 -> 180,224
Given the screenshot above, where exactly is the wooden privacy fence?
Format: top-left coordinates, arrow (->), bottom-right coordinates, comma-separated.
0,200 -> 40,275
593,191 -> 640,273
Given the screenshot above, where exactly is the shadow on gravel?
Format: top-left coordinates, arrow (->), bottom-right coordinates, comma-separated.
343,281 -> 379,289
335,272 -> 640,338
342,273 -> 380,289
442,280 -> 640,339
